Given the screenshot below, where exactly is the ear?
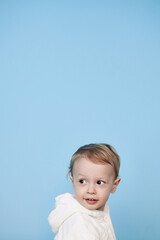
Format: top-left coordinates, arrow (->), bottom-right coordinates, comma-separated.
111,178 -> 121,194
69,174 -> 75,191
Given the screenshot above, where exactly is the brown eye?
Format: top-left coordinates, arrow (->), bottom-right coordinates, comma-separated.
97,180 -> 105,185
79,179 -> 87,184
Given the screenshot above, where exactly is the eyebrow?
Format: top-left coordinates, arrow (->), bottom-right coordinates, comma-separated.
76,174 -> 109,181
76,174 -> 86,178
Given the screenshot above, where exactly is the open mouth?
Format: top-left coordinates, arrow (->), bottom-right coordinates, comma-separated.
85,198 -> 98,204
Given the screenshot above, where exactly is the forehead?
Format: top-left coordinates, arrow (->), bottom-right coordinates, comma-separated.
73,157 -> 114,178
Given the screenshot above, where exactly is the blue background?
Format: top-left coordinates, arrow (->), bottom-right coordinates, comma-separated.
1,1 -> 160,239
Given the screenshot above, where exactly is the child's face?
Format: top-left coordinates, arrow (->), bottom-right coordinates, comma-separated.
70,157 -> 120,211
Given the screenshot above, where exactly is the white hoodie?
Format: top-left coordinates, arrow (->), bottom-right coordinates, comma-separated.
48,193 -> 116,240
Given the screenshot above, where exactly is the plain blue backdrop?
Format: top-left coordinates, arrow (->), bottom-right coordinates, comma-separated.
1,1 -> 160,239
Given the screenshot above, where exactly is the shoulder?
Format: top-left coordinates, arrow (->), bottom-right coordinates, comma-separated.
57,212 -> 100,240
64,212 -> 100,231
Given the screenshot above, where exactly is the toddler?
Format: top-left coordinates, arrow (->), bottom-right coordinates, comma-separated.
48,143 -> 121,240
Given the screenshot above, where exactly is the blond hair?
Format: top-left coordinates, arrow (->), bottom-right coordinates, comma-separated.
69,144 -> 120,179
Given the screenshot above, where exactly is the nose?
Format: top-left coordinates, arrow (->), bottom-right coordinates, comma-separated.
87,183 -> 96,194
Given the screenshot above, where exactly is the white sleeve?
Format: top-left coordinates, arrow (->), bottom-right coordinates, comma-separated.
55,213 -> 100,240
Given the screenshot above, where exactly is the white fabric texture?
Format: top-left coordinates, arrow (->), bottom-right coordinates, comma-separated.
48,193 -> 116,240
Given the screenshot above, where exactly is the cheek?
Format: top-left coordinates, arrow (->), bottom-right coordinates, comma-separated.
75,185 -> 85,196
73,183 -> 80,192
99,184 -> 113,195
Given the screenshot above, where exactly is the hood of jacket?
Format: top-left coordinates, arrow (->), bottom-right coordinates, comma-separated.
48,193 -> 109,234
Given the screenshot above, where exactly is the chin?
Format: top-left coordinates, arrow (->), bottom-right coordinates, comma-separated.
85,204 -> 98,210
